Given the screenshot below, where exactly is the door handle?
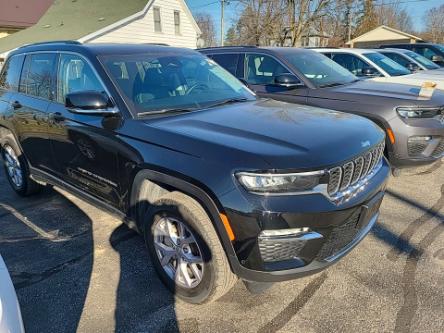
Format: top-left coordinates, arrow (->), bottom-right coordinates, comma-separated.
49,112 -> 65,122
11,101 -> 22,110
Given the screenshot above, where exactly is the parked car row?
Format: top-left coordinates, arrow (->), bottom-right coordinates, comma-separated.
0,41 -> 442,305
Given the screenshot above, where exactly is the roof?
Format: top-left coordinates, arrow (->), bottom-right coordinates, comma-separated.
10,41 -> 198,57
312,48 -> 379,55
0,0 -> 186,54
346,25 -> 423,45
0,0 -> 53,29
377,48 -> 411,54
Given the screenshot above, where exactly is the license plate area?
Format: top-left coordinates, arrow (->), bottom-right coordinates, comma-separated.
356,192 -> 384,229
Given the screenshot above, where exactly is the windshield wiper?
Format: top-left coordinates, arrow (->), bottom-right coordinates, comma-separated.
207,98 -> 249,108
318,82 -> 346,88
137,108 -> 196,117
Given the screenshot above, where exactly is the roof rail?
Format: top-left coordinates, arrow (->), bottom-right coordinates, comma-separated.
18,40 -> 82,49
144,43 -> 170,46
198,45 -> 258,50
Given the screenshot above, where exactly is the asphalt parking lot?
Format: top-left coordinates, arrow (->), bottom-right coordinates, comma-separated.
0,161 -> 443,333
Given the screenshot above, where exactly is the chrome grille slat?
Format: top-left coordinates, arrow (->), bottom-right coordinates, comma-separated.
327,141 -> 385,201
351,157 -> 364,185
340,162 -> 354,191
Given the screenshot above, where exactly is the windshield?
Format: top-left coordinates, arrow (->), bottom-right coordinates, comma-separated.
364,52 -> 411,76
405,51 -> 440,69
282,51 -> 357,88
100,53 -> 255,115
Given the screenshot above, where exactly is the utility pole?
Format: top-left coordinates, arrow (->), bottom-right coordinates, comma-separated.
220,0 -> 225,46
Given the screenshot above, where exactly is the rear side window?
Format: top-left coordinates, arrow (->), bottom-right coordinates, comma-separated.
331,53 -> 370,77
210,54 -> 239,76
0,55 -> 24,91
57,54 -> 105,103
20,53 -> 57,99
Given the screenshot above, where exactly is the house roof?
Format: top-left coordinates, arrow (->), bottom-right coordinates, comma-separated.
346,25 -> 423,45
0,0 -> 151,54
0,0 -> 53,29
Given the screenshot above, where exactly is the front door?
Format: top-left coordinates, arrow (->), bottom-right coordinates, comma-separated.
11,53 -> 57,172
243,53 -> 309,104
46,53 -> 121,207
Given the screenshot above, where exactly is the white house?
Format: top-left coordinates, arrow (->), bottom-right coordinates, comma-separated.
0,0 -> 201,59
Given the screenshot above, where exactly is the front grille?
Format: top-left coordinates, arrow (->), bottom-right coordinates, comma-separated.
258,238 -> 306,262
408,141 -> 428,157
316,210 -> 361,260
432,139 -> 444,157
327,141 -> 385,197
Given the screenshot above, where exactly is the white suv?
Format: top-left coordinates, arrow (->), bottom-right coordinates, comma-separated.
313,48 -> 444,89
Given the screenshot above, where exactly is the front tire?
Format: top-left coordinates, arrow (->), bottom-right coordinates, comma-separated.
142,191 -> 237,304
1,136 -> 41,196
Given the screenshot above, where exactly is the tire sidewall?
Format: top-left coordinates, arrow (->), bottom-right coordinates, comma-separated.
144,201 -> 218,304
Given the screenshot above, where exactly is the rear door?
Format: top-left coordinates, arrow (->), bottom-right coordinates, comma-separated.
243,53 -> 308,104
46,52 -> 121,207
11,53 -> 57,172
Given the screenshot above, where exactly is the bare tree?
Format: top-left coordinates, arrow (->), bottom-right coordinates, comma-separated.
195,12 -> 217,47
424,4 -> 444,43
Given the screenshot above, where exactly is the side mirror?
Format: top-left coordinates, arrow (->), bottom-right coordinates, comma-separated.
407,62 -> 420,72
65,91 -> 116,115
362,67 -> 379,77
431,55 -> 444,63
274,74 -> 303,88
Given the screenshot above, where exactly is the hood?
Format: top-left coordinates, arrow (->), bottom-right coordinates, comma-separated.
144,99 -> 384,170
313,79 -> 444,107
371,74 -> 444,91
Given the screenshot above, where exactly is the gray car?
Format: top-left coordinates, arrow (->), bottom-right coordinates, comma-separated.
200,47 -> 444,171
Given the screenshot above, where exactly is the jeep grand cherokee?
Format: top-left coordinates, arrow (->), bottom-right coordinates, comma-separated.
0,42 -> 389,304
200,47 -> 444,172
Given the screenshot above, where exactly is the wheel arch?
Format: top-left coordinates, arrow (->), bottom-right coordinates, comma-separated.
129,168 -> 239,271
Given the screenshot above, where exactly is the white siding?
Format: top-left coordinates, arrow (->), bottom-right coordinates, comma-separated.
87,0 -> 198,48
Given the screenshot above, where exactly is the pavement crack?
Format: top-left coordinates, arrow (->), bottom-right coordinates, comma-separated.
394,184 -> 444,333
10,251 -> 92,290
387,184 -> 444,261
257,272 -> 328,333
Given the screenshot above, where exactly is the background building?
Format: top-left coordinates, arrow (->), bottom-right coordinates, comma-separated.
0,0 -> 201,59
346,25 -> 423,48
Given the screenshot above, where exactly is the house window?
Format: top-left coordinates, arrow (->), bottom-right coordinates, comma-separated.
153,7 -> 162,32
174,11 -> 180,35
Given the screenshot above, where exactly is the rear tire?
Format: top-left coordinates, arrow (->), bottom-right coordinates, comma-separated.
1,135 -> 41,196
142,191 -> 237,304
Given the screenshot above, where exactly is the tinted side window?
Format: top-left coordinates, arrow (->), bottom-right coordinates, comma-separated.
0,55 -> 24,91
383,52 -> 410,67
57,54 -> 105,103
331,53 -> 370,77
20,53 -> 56,99
245,54 -> 290,85
210,54 -> 240,76
413,47 -> 438,60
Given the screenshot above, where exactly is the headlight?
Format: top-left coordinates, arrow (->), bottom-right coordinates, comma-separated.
396,106 -> 442,118
236,171 -> 325,194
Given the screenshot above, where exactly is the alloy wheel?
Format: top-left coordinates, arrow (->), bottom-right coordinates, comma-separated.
153,216 -> 204,289
3,145 -> 23,188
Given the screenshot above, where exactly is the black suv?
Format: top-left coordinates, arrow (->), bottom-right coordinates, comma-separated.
200,47 -> 444,171
380,43 -> 444,67
0,42 -> 389,304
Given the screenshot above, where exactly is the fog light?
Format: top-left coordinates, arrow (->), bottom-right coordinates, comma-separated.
260,227 -> 311,238
408,136 -> 432,142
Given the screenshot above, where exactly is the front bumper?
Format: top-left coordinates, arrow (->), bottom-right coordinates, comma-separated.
388,115 -> 444,168
221,159 -> 390,283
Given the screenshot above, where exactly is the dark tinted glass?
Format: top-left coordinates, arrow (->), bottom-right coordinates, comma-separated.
20,53 -> 56,99
211,54 -> 239,76
382,52 -> 410,67
245,54 -> 290,85
57,54 -> 105,103
331,53 -> 371,77
0,55 -> 24,91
